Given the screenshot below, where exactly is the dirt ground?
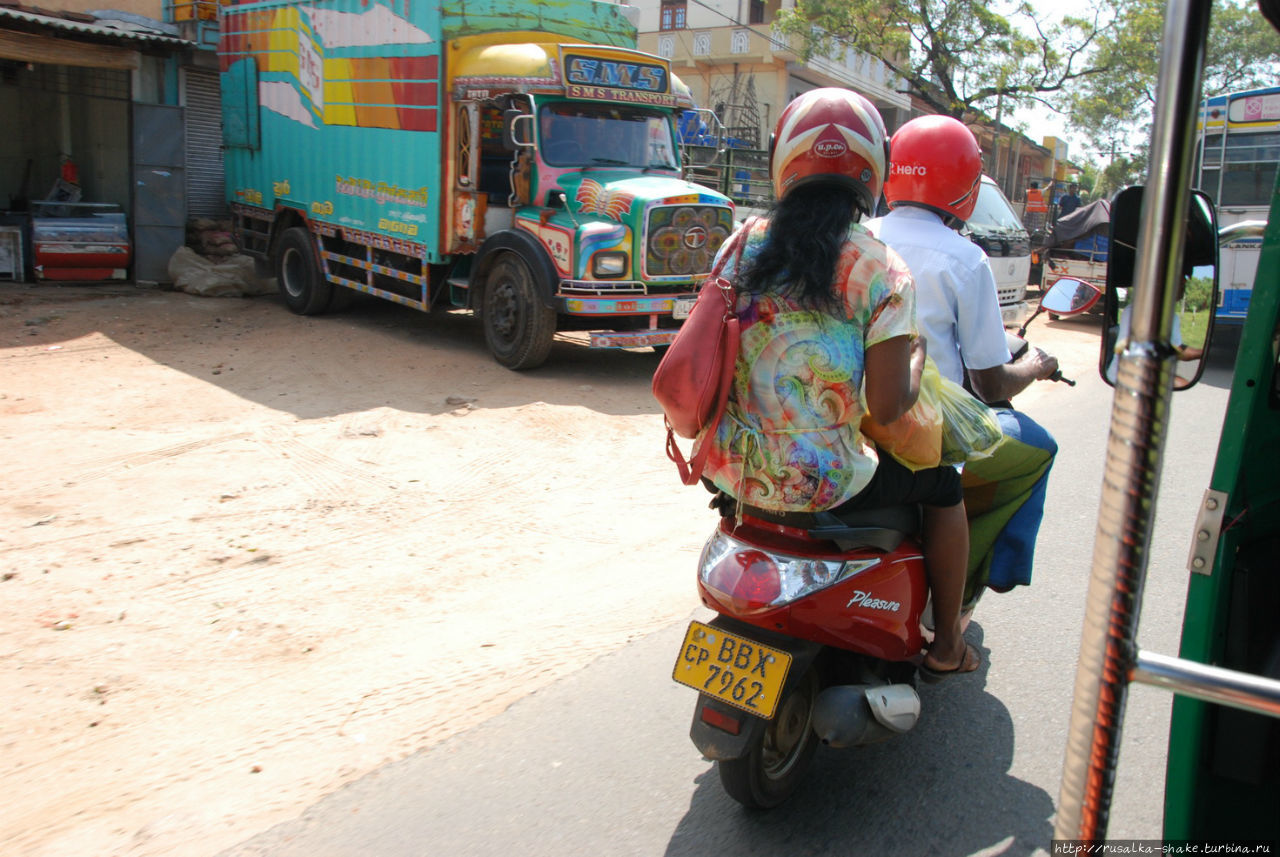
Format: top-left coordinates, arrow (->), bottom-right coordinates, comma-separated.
0,281 -> 1099,857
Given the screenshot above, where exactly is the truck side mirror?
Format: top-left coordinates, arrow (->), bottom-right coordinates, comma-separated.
503,109 -> 534,150
1100,185 -> 1219,391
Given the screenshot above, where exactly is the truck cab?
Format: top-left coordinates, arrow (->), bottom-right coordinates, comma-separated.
444,44 -> 734,366
964,176 -> 1032,327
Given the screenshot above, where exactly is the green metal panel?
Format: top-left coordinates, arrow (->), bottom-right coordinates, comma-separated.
1164,162 -> 1280,841
221,56 -> 258,150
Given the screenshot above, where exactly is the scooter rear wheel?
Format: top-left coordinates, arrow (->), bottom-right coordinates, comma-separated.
717,667 -> 820,809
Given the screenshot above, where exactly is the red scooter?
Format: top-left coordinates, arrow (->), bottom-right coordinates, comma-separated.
671,277 -> 1100,809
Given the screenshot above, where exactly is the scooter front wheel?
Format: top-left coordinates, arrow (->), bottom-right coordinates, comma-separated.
717,667 -> 820,809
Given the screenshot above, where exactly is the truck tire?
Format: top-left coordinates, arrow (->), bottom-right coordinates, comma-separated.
482,251 -> 556,370
275,226 -> 333,316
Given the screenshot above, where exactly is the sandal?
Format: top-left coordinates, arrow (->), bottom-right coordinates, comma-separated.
919,641 -> 982,684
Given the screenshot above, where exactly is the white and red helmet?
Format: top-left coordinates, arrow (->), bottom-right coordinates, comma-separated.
884,115 -> 983,222
770,88 -> 889,214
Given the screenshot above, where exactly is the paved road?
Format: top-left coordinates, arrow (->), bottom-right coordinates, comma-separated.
223,319 -> 1237,857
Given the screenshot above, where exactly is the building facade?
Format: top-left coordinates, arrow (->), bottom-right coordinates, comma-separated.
633,0 -> 911,148
0,0 -> 225,283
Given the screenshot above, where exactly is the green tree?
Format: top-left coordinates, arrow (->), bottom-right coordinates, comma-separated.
1184,275 -> 1213,313
1069,0 -> 1280,151
1090,152 -> 1148,200
1077,162 -> 1100,200
774,0 -> 1116,118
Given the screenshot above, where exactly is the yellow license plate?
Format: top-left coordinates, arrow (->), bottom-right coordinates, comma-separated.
672,621 -> 792,719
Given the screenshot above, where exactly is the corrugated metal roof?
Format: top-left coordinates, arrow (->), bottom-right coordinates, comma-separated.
0,6 -> 194,48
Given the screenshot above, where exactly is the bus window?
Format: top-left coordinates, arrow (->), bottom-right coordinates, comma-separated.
1194,86 -> 1278,323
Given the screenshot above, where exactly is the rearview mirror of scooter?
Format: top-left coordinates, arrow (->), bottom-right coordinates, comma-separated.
1015,277 -> 1101,338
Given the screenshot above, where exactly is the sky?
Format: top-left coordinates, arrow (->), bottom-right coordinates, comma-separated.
1008,82 -> 1155,171
1011,104 -> 1102,169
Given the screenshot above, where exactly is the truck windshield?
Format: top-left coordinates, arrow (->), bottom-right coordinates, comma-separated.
969,180 -> 1027,234
539,102 -> 679,170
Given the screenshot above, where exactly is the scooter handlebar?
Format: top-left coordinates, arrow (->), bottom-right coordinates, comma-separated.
1049,369 -> 1075,386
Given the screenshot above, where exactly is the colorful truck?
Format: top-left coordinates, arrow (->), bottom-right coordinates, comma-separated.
218,0 -> 734,368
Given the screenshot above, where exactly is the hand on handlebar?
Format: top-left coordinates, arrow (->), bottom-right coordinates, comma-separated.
1025,346 -> 1060,382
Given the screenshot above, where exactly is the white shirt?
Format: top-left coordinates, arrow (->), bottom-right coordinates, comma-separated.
866,207 -> 1011,385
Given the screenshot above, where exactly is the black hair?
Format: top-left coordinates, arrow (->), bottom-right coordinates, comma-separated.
738,183 -> 860,311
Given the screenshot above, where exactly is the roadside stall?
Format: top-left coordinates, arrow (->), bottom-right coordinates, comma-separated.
0,5 -> 194,282
29,201 -> 131,280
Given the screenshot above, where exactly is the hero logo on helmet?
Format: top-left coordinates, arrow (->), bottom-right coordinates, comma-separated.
883,115 -> 982,222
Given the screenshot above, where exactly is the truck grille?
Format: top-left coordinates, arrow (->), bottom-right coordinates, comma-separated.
644,205 -> 733,279
997,285 -> 1023,305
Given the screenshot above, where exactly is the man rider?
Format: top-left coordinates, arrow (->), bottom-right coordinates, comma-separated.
1058,182 -> 1082,219
866,115 -> 1060,608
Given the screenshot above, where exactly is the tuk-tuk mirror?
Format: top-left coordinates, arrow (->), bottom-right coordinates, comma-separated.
1100,186 -> 1219,390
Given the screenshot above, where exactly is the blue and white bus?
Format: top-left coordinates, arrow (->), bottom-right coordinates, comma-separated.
1195,85 -> 1278,322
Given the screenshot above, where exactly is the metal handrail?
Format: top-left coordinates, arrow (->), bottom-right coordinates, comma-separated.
1132,651 -> 1280,717
1217,220 -> 1266,243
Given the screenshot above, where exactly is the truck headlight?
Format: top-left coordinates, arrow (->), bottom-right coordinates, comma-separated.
592,252 -> 627,278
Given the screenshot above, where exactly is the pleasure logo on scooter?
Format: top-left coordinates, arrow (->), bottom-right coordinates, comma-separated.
846,590 -> 901,612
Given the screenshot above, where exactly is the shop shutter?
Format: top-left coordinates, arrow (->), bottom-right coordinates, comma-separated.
184,67 -> 226,219
133,102 -> 186,282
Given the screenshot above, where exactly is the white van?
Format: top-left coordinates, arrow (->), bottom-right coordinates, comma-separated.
965,176 -> 1032,327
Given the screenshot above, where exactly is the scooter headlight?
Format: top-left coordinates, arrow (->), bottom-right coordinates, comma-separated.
698,529 -> 866,614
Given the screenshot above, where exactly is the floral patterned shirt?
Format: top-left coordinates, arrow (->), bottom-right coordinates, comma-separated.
701,218 -> 917,512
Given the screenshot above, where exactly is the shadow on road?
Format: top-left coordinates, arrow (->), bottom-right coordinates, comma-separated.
664,624 -> 1055,857
1,284 -> 669,420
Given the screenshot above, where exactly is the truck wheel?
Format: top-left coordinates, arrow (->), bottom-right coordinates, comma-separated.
275,227 -> 333,315
716,667 -> 820,809
482,252 -> 556,369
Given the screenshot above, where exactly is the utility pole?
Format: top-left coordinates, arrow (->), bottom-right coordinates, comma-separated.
1009,134 -> 1022,200
993,91 -> 1005,194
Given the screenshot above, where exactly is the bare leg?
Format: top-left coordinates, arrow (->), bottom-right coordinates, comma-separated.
922,501 -> 976,672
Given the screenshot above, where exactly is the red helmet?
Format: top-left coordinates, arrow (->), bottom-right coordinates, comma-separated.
884,115 -> 983,222
770,88 -> 889,215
